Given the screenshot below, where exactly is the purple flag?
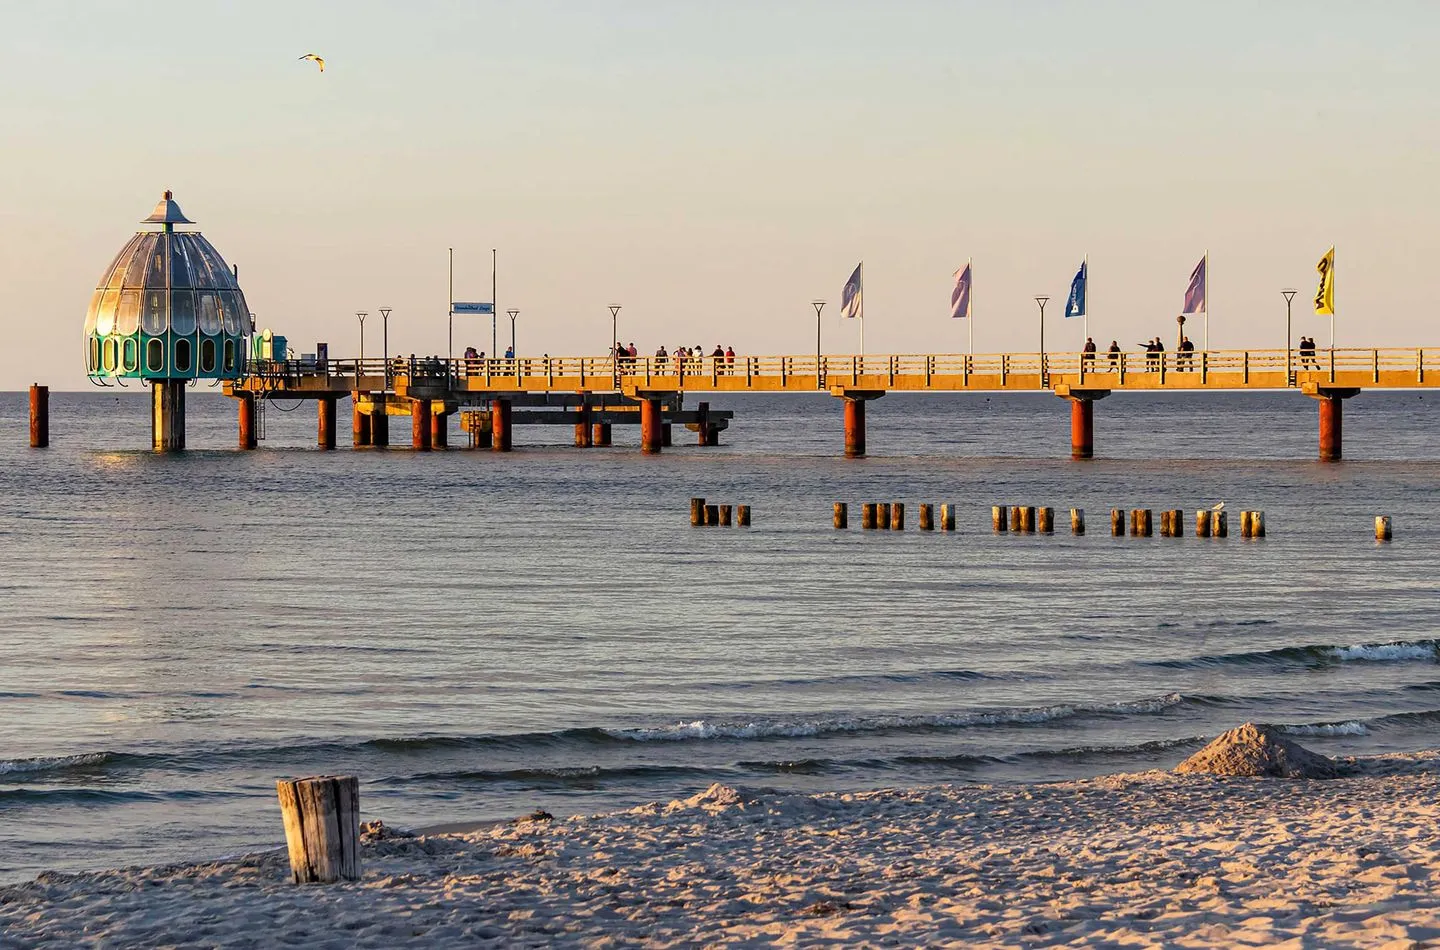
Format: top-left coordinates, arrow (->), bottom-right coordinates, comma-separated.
950,263 -> 972,319
841,262 -> 863,319
1183,255 -> 1207,314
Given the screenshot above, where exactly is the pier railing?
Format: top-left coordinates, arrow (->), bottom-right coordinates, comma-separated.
242,347 -> 1440,394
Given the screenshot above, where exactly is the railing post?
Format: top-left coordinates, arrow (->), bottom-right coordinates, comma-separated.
780,356 -> 787,386
1200,351 -> 1208,384
1419,348 -> 1425,385
1001,354 -> 1008,386
1329,348 -> 1336,384
962,353 -> 970,386
1119,352 -> 1125,385
1373,349 -> 1380,383
851,356 -> 858,385
1242,351 -> 1249,384
747,356 -> 753,385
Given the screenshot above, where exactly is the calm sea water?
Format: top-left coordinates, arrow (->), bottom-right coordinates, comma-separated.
2,387 -> 1439,881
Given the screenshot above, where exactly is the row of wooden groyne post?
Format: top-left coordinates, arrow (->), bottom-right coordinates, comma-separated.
689,497 -> 751,527
828,503 -> 1275,538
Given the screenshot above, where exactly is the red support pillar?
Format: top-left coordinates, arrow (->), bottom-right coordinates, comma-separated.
431,407 -> 448,449
844,398 -> 865,458
593,422 -> 612,446
352,399 -> 372,447
492,398 -> 512,452
1318,394 -> 1343,462
318,397 -> 337,450
29,384 -> 48,448
372,408 -> 390,447
411,398 -> 431,451
575,402 -> 593,447
640,397 -> 662,454
238,393 -> 257,450
1070,398 -> 1093,460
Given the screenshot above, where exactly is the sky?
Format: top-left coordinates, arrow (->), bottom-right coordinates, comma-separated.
2,0 -> 1438,389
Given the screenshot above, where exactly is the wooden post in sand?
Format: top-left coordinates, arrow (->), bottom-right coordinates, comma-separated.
1376,515 -> 1391,541
993,506 -> 1007,532
276,775 -> 360,884
1070,508 -> 1085,535
918,503 -> 934,530
834,502 -> 848,529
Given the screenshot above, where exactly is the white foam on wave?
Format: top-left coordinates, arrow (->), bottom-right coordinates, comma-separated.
611,693 -> 1185,743
1276,721 -> 1370,737
0,752 -> 109,775
1329,641 -> 1438,663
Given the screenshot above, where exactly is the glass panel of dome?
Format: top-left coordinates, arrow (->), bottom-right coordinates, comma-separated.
175,338 -> 192,373
122,338 -> 138,372
140,291 -> 166,334
223,339 -> 235,372
200,338 -> 216,373
122,235 -> 154,288
102,338 -> 118,372
146,338 -> 164,373
104,236 -> 141,289
84,291 -> 101,335
96,290 -> 119,334
170,239 -> 193,288
88,338 -> 100,372
144,242 -> 167,287
198,293 -> 219,335
172,291 -> 197,335
222,293 -> 247,335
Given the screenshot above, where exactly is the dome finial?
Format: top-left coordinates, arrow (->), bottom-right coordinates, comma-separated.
142,190 -> 194,227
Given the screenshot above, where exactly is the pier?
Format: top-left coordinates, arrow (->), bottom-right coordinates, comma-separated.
219,347 -> 1440,460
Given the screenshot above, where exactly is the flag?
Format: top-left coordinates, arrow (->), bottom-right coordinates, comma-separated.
1064,260 -> 1087,319
950,262 -> 972,319
1182,255 -> 1207,314
1314,246 -> 1335,315
841,262 -> 863,319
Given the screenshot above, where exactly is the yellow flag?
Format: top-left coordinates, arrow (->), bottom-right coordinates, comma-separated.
1314,246 -> 1335,315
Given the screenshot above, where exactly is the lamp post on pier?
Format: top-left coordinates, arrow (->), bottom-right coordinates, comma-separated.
379,308 -> 391,386
609,304 -> 621,384
811,299 -> 826,387
1034,296 -> 1049,375
1282,288 -> 1298,386
507,309 -> 519,357
355,311 -> 367,364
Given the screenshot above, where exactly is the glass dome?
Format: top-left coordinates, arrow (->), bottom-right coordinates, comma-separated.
84,191 -> 251,382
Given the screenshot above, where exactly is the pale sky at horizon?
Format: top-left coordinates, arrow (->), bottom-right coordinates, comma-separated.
3,0 -> 1438,389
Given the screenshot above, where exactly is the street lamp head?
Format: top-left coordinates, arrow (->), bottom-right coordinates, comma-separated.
379,307 -> 392,319
1281,288 -> 1298,302
1034,296 -> 1049,304
608,304 -> 622,317
507,309 -> 519,319
811,299 -> 826,315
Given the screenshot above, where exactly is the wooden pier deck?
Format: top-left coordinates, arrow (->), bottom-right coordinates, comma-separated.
223,347 -> 1440,459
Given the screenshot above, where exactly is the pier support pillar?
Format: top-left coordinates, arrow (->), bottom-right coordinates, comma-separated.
238,393 -> 258,450
372,408 -> 389,448
575,402 -> 593,447
1057,389 -> 1108,460
1311,388 -> 1358,462
411,398 -> 431,451
352,399 -> 372,447
492,398 -> 512,452
317,397 -> 337,450
151,380 -> 186,452
593,422 -> 612,446
29,384 -> 48,448
640,397 -> 663,454
431,406 -> 448,449
695,401 -> 720,446
662,422 -> 672,447
833,390 -> 884,458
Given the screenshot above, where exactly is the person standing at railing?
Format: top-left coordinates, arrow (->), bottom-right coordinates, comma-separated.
1300,336 -> 1318,370
1082,337 -> 1096,370
725,345 -> 735,373
1108,340 -> 1121,371
711,344 -> 725,375
1178,336 -> 1195,370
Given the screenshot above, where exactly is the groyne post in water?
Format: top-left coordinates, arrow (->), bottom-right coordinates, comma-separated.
1111,509 -> 1126,536
918,503 -> 934,531
29,384 -> 48,448
1214,510 -> 1228,537
940,504 -> 955,531
704,504 -> 719,526
1071,508 -> 1085,535
736,505 -> 751,527
691,497 -> 706,527
1009,505 -> 1023,534
993,506 -> 1008,532
862,503 -> 877,530
1196,509 -> 1212,538
1020,506 -> 1036,533
276,775 -> 361,884
1037,507 -> 1054,533
719,504 -> 733,527
1376,515 -> 1392,541
890,502 -> 905,530
834,502 -> 848,529
877,502 -> 892,530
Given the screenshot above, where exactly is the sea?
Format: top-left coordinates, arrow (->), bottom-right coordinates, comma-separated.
2,387 -> 1438,882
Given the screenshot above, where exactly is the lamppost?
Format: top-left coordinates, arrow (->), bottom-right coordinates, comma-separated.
507,309 -> 519,358
811,299 -> 826,387
1282,288 -> 1298,386
1034,296 -> 1049,374
379,307 -> 392,385
355,311 -> 367,364
609,304 -> 621,382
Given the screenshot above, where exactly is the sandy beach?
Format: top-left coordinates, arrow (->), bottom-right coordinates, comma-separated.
4,745 -> 1440,948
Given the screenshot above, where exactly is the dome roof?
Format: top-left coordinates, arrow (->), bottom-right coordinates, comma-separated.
84,191 -> 251,381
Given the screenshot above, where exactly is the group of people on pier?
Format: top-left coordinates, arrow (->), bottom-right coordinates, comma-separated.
1077,336 -> 1198,373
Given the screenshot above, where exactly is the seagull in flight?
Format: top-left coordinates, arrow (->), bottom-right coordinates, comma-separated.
298,53 -> 325,73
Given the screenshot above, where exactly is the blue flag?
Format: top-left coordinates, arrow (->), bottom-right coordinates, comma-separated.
1065,260 -> 1087,319
841,262 -> 863,319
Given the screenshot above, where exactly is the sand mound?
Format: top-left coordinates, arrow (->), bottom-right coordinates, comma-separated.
1176,722 -> 1337,779
664,783 -> 749,814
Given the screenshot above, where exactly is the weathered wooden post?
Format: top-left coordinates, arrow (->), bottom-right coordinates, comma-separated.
1196,510 -> 1212,538
939,504 -> 955,531
1214,510 -> 1228,538
918,503 -> 934,531
29,385 -> 49,448
1020,506 -> 1036,533
1170,509 -> 1183,537
1159,510 -> 1172,537
1070,508 -> 1085,535
993,506 -> 1008,532
1037,507 -> 1054,533
862,503 -> 877,530
691,497 -> 706,527
1140,509 -> 1153,536
890,502 -> 905,530
1376,515 -> 1391,541
276,775 -> 360,884
719,504 -> 733,527
1252,510 -> 1265,538
1009,505 -> 1024,533
877,502 -> 892,530
736,505 -> 751,527
1111,509 -> 1126,536
834,502 -> 848,529
704,504 -> 719,526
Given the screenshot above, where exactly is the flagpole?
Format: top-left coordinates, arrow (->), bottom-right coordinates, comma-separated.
1082,253 -> 1089,344
1331,246 -> 1336,349
491,248 -> 498,358
1203,249 -> 1210,352
860,262 -> 865,355
968,258 -> 974,356
448,247 -> 454,367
